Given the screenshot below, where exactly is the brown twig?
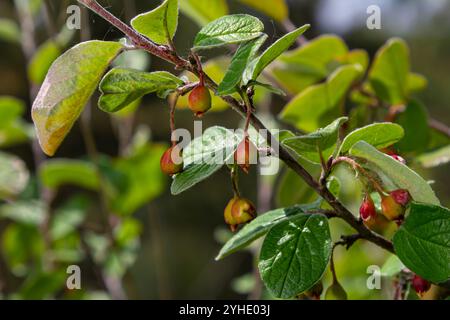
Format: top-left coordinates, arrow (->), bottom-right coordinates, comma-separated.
77,0 -> 394,254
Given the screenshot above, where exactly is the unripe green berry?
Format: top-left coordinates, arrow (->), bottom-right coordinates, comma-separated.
188,85 -> 211,117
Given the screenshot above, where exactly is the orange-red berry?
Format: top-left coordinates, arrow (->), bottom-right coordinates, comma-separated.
234,136 -> 257,174
160,145 -> 183,176
224,197 -> 256,232
188,85 -> 211,117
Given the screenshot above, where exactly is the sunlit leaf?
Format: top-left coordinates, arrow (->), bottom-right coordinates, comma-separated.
179,0 -> 228,26
131,0 -> 178,45
193,14 -> 264,49
393,202 -> 450,283
243,24 -> 310,84
32,41 -> 124,156
280,65 -> 362,132
98,68 -> 183,112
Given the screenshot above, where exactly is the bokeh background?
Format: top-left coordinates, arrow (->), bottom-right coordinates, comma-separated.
0,0 -> 449,299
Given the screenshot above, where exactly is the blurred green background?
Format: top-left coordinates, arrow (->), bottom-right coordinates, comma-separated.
0,0 -> 448,299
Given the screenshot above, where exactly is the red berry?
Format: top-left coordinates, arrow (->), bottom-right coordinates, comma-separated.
359,194 -> 377,222
234,136 -> 257,174
390,189 -> 411,206
188,85 -> 211,117
224,197 -> 256,232
160,145 -> 183,176
412,274 -> 431,296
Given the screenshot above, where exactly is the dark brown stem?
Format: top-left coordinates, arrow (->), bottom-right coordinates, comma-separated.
77,0 -> 394,254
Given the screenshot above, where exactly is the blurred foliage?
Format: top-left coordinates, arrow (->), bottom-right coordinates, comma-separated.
0,0 -> 448,300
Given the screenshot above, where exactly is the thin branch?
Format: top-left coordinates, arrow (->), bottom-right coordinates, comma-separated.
429,118 -> 450,138
76,0 -> 395,254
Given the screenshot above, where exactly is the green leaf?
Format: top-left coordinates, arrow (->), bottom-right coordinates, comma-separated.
349,141 -> 440,205
113,49 -> 150,71
0,151 -> 29,200
0,121 -> 33,148
339,122 -> 405,154
2,224 -> 44,277
39,159 -> 100,191
249,80 -> 286,97
416,145 -> 450,168
395,100 -> 429,154
131,0 -> 178,45
98,68 -> 183,112
238,0 -> 288,22
280,65 -> 362,132
0,18 -> 20,43
0,96 -> 25,126
28,41 -> 61,85
32,41 -> 124,156
111,143 -> 167,215
381,254 -> 405,277
282,117 -> 348,164
216,203 -> 321,260
50,196 -> 89,240
279,35 -> 348,77
369,38 -> 409,105
243,24 -> 310,84
179,0 -> 228,26
393,202 -> 450,283
276,166 -> 320,207
259,213 -> 332,298
171,126 -> 240,195
270,35 -> 349,95
217,35 -> 267,95
0,200 -> 46,226
407,72 -> 427,94
193,14 -> 264,49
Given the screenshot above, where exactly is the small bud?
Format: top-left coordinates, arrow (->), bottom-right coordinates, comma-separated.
325,281 -> 347,300
412,274 -> 431,296
188,85 -> 211,117
390,189 -> 411,206
381,194 -> 405,221
359,194 -> 377,222
160,145 -> 183,176
224,197 -> 256,232
390,154 -> 406,165
234,136 -> 257,174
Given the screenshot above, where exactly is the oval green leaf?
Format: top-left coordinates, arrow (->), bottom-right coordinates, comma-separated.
98,68 -> 183,112
193,14 -> 264,49
393,202 -> 450,283
131,0 -> 178,45
258,213 -> 332,299
216,203 -> 321,260
339,122 -> 405,154
349,141 -> 440,205
243,24 -> 310,84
